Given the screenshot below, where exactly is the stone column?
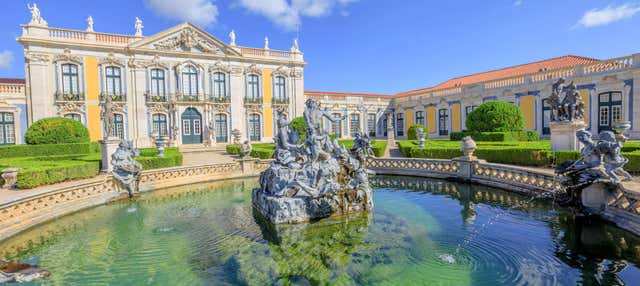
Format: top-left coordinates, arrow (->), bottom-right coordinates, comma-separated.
549,121 -> 587,151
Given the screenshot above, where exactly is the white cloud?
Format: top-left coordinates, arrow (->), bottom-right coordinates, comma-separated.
513,0 -> 523,6
0,50 -> 13,69
575,3 -> 640,28
144,0 -> 219,27
236,0 -> 357,31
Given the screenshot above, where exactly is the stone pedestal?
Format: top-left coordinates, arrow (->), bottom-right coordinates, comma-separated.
550,121 -> 586,151
453,156 -> 485,180
100,137 -> 120,173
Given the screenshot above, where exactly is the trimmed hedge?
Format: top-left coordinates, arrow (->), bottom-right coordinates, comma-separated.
0,142 -> 100,159
16,160 -> 100,189
450,131 -> 539,142
225,140 -> 388,159
407,125 -> 427,140
137,148 -> 183,169
25,117 -> 90,144
466,101 -> 525,132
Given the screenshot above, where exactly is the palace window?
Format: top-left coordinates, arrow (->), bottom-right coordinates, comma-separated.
274,76 -> 286,99
0,112 -> 15,145
415,111 -> 425,126
215,114 -> 228,142
150,69 -> 165,95
331,113 -> 342,137
152,113 -> 168,136
249,114 -> 261,141
105,66 -> 122,95
114,114 -> 125,140
438,109 -> 449,136
367,114 -> 376,137
350,113 -> 360,137
182,65 -> 198,95
64,113 -> 82,122
61,64 -> 79,95
465,105 -> 477,116
213,72 -> 226,98
598,91 -> 623,132
247,74 -> 260,99
396,113 -> 404,137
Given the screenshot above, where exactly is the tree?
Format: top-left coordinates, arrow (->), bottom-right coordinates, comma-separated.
407,124 -> 427,140
466,101 -> 525,132
25,117 -> 90,144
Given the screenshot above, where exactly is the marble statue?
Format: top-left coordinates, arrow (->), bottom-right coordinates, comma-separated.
86,16 -> 94,32
229,30 -> 236,46
0,259 -> 50,283
599,131 -> 633,182
264,36 -> 269,50
111,140 -> 142,197
239,140 -> 252,158
547,78 -> 585,122
27,3 -> 47,26
417,127 -> 426,148
253,98 -> 374,224
100,95 -> 115,138
134,17 -> 143,36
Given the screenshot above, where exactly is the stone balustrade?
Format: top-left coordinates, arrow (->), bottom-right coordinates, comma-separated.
0,84 -> 25,95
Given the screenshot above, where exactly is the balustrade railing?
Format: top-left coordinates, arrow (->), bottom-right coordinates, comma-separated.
210,96 -> 231,103
272,97 -> 290,105
0,84 -> 24,95
583,55 -> 635,75
178,94 -> 201,102
48,27 -> 87,40
54,91 -> 84,102
145,92 -> 167,103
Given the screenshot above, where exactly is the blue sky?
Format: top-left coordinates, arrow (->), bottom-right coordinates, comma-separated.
1,0 -> 639,94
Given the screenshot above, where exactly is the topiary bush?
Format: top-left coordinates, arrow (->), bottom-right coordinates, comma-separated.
407,125 -> 427,140
25,117 -> 90,144
289,116 -> 308,142
466,101 -> 525,132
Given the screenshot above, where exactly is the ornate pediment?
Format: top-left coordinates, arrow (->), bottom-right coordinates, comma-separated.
99,53 -> 125,67
272,66 -> 289,77
244,64 -> 261,75
53,49 -> 82,64
209,61 -> 231,73
56,102 -> 85,114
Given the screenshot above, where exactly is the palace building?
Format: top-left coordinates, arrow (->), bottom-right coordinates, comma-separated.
3,8 -> 640,148
16,12 -> 305,148
309,54 -> 640,141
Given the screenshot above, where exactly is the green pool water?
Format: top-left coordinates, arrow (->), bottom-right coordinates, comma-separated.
2,176 -> 639,285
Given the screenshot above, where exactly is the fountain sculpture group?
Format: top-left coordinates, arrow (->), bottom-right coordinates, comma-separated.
252,99 -> 374,224
547,78 -> 588,151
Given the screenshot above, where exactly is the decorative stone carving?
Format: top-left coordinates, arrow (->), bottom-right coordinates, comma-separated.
253,98 -> 374,224
272,65 -> 289,77
56,102 -> 84,114
24,52 -> 50,64
239,140 -> 252,158
232,129 -> 242,144
100,53 -> 124,67
154,28 -> 221,53
244,63 -> 260,75
209,61 -> 230,73
27,3 -> 47,26
1,168 -> 21,189
111,140 -> 142,197
53,49 -> 82,64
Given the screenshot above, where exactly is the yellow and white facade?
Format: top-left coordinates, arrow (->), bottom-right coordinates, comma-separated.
18,17 -> 305,147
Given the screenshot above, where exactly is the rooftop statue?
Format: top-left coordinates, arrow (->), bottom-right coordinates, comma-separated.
253,99 -> 374,224
27,3 -> 47,26
111,140 -> 142,198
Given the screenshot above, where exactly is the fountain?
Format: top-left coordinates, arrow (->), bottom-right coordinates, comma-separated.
252,99 -> 374,224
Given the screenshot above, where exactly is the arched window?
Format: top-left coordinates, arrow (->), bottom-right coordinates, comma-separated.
415,111 -> 425,126
215,113 -> 228,142
105,66 -> 122,95
182,65 -> 198,96
248,113 -> 261,141
331,113 -> 342,137
247,74 -> 260,99
150,69 -> 165,96
61,64 -> 79,95
152,113 -> 168,136
213,72 -> 226,98
114,114 -> 125,139
0,112 -> 15,145
350,113 -> 360,137
64,113 -> 82,122
274,76 -> 286,99
396,113 -> 404,136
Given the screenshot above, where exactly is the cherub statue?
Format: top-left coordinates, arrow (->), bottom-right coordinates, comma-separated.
598,131 -> 633,182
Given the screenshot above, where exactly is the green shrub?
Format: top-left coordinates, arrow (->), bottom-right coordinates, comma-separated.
16,161 -> 100,189
450,131 -> 539,141
397,140 -> 418,157
623,151 -> 640,173
25,117 -> 90,144
554,150 -> 580,165
407,125 -> 427,140
136,148 -> 183,170
290,117 -> 307,142
226,144 -> 241,155
0,142 -> 98,158
466,101 -> 525,132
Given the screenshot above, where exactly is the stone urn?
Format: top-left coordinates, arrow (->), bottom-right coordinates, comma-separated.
154,134 -> 169,158
613,121 -> 631,141
232,129 -> 242,144
460,136 -> 477,158
2,168 -> 21,189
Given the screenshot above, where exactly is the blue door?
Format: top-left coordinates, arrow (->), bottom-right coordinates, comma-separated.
598,92 -> 623,133
181,108 -> 202,144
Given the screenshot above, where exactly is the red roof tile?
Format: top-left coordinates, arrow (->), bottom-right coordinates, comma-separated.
396,55 -> 598,97
0,78 -> 26,84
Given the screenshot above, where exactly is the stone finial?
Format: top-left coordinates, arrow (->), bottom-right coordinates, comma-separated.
264,36 -> 269,50
134,17 -> 143,37
86,15 -> 94,32
291,38 -> 299,52
460,136 -> 477,159
229,30 -> 236,46
27,3 -> 47,26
